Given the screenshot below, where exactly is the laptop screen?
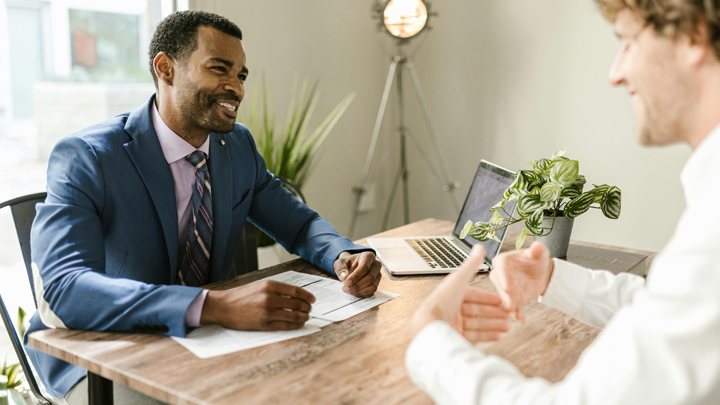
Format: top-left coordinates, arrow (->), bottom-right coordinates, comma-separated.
452,160 -> 517,260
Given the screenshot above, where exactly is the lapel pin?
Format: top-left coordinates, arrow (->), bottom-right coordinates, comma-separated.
220,139 -> 226,146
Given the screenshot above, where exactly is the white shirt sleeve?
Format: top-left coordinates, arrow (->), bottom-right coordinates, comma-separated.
540,259 -> 646,329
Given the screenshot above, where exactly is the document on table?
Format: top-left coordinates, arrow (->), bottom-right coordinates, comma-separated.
263,271 -> 401,322
172,324 -> 321,359
172,271 -> 400,358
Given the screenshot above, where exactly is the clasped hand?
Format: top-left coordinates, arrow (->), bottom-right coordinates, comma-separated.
409,245 -> 512,343
409,242 -> 555,343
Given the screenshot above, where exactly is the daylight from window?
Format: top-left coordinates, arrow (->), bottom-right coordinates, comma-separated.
0,1 -> 185,397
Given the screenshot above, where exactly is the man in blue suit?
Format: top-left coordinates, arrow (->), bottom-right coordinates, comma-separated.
25,10 -> 382,404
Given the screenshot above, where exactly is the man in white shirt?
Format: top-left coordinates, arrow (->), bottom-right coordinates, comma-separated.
405,1 -> 720,404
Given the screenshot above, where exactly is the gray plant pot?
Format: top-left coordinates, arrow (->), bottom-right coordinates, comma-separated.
533,216 -> 575,258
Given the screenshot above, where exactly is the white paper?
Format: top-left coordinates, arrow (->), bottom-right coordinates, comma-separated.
173,271 -> 399,358
264,271 -> 401,322
172,324 -> 320,359
306,318 -> 333,328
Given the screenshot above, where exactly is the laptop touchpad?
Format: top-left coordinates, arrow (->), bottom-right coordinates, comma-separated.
378,247 -> 421,262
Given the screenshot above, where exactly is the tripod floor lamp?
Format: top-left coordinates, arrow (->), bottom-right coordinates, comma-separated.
348,0 -> 460,239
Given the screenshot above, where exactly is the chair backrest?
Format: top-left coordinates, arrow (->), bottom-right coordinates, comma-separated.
279,177 -> 306,205
231,177 -> 306,277
0,293 -> 48,403
0,192 -> 51,404
232,222 -> 259,277
0,192 -> 46,309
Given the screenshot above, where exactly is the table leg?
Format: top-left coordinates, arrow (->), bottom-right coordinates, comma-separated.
88,372 -> 113,405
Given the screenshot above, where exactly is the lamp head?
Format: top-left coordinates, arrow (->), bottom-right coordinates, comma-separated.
374,0 -> 433,40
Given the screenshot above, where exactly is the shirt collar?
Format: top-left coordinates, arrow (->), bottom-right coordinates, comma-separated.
680,123 -> 720,204
151,99 -> 210,164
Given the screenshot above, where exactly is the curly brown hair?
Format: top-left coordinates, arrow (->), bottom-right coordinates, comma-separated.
594,0 -> 720,58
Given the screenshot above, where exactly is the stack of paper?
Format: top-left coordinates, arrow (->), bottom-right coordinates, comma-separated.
172,271 -> 400,358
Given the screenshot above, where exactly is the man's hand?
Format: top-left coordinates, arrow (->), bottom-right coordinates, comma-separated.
489,241 -> 554,324
334,251 -> 382,297
409,245 -> 511,343
200,280 -> 316,331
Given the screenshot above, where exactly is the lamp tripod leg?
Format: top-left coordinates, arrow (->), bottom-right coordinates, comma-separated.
349,57 -> 400,238
396,56 -> 410,226
382,159 -> 405,231
405,62 -> 461,213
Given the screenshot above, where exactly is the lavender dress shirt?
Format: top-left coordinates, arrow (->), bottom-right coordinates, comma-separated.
151,102 -> 209,327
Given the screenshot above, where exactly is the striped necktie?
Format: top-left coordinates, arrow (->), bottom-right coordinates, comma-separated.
178,150 -> 213,286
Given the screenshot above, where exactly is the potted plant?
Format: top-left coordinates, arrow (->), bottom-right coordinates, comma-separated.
238,75 -> 355,247
460,149 -> 622,257
1,307 -> 28,405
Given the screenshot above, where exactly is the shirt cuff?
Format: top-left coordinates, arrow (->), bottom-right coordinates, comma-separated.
406,321 -> 481,392
540,258 -> 592,318
184,289 -> 209,327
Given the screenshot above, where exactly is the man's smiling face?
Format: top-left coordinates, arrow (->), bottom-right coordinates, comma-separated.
173,25 -> 248,135
608,9 -> 692,146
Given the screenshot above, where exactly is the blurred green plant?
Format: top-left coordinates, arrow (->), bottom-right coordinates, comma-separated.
2,307 -> 27,390
460,149 -> 622,250
238,75 -> 355,247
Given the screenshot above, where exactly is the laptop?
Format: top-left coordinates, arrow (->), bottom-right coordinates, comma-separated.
368,160 -> 517,275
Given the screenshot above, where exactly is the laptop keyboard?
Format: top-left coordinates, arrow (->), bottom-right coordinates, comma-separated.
405,238 -> 468,269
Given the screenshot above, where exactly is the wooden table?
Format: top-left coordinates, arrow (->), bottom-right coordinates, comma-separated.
28,219 -> 654,404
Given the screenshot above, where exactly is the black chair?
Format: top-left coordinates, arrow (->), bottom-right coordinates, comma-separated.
232,176 -> 306,276
0,192 -> 52,404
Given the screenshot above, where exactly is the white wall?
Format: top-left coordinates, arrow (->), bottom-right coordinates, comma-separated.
192,0 -> 400,240
192,0 -> 693,253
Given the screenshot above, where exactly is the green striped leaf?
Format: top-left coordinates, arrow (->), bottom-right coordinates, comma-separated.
560,175 -> 586,199
489,210 -> 504,226
515,228 -> 528,250
502,187 -> 512,201
517,194 -> 553,218
506,187 -> 527,202
550,159 -> 579,187
527,173 -> 549,193
591,184 -> 610,203
564,191 -> 595,218
533,158 -> 552,173
459,220 -> 473,239
512,172 -> 528,191
520,169 -> 542,185
539,182 -> 563,202
469,222 -> 492,241
503,175 -> 524,200
473,221 -> 492,231
526,208 -> 544,235
552,148 -> 567,159
601,186 -> 622,219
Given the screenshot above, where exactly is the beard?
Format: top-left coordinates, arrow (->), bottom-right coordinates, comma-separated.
175,75 -> 238,135
633,91 -> 688,147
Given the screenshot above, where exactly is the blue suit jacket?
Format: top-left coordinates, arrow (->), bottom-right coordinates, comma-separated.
24,96 -> 370,398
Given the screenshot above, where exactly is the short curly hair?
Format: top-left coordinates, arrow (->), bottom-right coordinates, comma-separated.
148,10 -> 243,88
594,0 -> 720,59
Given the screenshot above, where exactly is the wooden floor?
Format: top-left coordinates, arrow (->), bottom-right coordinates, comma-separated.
29,219 -> 653,404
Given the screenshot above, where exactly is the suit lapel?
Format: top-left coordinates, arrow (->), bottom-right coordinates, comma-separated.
123,97 -> 179,283
208,133 -> 232,283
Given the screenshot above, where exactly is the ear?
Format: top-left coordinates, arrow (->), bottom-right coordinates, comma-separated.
685,21 -> 713,67
153,52 -> 175,86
